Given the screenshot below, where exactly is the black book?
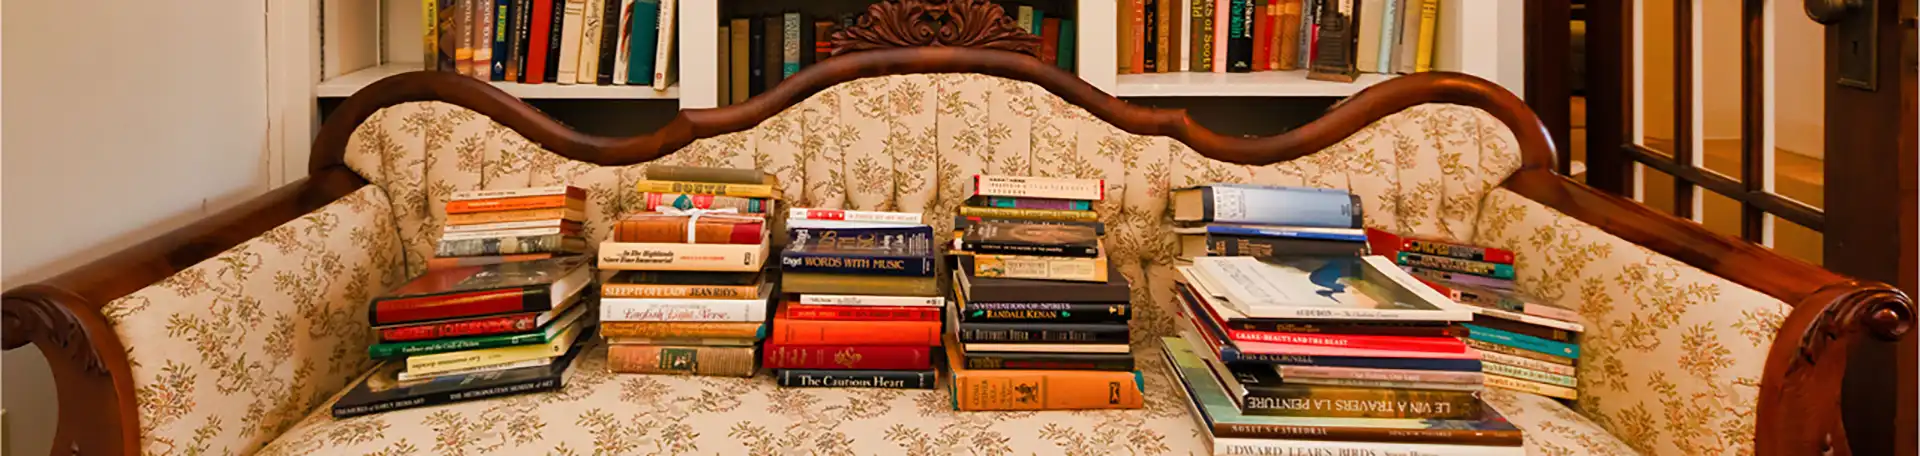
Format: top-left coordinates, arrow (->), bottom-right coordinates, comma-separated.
1227,0 -> 1254,72
544,0 -> 565,83
747,16 -> 766,96
509,0 -> 531,79
775,369 -> 937,389
955,257 -> 1127,303
1307,0 -> 1361,82
959,219 -> 1100,257
331,332 -> 589,418
962,351 -> 1135,371
953,215 -> 1106,236
957,321 -> 1131,344
959,301 -> 1131,323
593,0 -> 621,85
795,12 -> 816,70
1142,0 -> 1158,71
491,0 -> 512,80
763,16 -> 784,90
1188,234 -> 1366,258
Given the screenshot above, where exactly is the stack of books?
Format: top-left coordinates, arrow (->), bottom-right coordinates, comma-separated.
945,174 -> 1144,411
432,186 -> 587,270
1369,229 -> 1583,399
1117,0 -> 1442,79
765,209 -> 943,389
426,0 -> 678,90
1170,255 -> 1524,455
334,257 -> 595,418
1171,184 -> 1367,261
595,166 -> 778,377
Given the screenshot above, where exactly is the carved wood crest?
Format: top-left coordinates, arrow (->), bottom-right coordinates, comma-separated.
829,0 -> 1042,57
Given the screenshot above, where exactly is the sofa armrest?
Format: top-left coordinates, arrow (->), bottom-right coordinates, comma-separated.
0,166 -> 367,456
1759,282 -> 1912,455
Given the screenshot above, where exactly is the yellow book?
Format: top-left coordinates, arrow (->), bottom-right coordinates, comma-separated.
1413,0 -> 1439,72
634,180 -> 776,198
972,244 -> 1110,283
405,321 -> 584,375
423,0 -> 438,70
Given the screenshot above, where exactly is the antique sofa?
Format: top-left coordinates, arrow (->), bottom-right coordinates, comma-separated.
4,3 -> 1912,455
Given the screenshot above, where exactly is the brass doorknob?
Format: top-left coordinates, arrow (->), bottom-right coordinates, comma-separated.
1806,0 -> 1861,25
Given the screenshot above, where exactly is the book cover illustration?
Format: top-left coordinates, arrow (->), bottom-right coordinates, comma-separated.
378,256 -> 589,302
788,225 -> 935,254
961,220 -> 1100,257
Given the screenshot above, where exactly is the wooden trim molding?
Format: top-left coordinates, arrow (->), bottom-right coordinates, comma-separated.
830,0 -> 1041,57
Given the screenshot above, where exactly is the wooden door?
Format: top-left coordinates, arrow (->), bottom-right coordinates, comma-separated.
1582,0 -> 1916,453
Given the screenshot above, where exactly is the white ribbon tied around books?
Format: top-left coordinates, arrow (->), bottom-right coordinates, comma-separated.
657,207 -> 740,243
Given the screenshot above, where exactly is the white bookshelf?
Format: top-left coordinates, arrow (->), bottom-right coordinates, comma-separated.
314,0 -> 1522,106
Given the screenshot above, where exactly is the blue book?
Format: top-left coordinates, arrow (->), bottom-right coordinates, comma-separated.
1172,224 -> 1366,242
627,0 -> 660,84
1377,0 -> 1401,74
492,0 -> 513,80
1463,323 -> 1581,358
1171,184 -> 1361,228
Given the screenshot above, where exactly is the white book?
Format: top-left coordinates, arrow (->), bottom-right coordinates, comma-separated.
449,185 -> 577,201
597,239 -> 769,272
600,296 -> 769,322
1209,437 -> 1522,456
797,294 -> 943,307
651,0 -> 678,90
612,0 -> 636,84
555,0 -> 587,84
1278,376 -> 1484,392
576,0 -> 606,84
396,358 -> 553,382
438,227 -> 569,240
1482,361 -> 1577,387
1456,302 -> 1586,332
1478,350 -> 1578,376
786,208 -> 924,225
967,174 -> 1105,201
443,219 -> 576,233
1177,261 -> 1470,322
961,343 -> 1129,354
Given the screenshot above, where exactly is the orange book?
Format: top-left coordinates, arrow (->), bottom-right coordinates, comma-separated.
445,207 -> 586,225
944,334 -> 1144,411
445,194 -> 584,214
769,317 -> 941,346
600,321 -> 766,339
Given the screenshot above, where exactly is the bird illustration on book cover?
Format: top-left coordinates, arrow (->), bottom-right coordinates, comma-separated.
1257,256 -> 1369,307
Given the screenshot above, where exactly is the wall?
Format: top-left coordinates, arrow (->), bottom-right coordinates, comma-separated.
1,1 -> 273,455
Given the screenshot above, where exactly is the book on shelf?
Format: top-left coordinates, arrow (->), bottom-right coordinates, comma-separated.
626,0 -> 658,84
762,17 -> 782,91
594,0 -> 621,84
651,0 -> 677,89
369,256 -> 592,325
574,0 -> 602,83
717,23 -> 731,101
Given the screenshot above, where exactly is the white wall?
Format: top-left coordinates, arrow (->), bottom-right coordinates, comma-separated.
2,1 -> 274,455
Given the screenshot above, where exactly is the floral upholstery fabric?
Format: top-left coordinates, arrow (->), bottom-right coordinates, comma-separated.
101,186 -> 406,455
1473,188 -> 1788,456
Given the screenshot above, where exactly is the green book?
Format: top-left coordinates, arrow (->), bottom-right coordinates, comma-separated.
627,0 -> 660,84
368,305 -> 587,359
1030,9 -> 1044,35
1057,19 -> 1076,71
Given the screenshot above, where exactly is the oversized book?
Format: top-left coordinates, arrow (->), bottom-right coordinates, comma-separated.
1172,184 -> 1361,228
369,256 -> 592,325
1185,256 -> 1471,322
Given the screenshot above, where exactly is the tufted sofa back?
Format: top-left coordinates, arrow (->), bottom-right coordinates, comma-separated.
341,73 -> 1525,339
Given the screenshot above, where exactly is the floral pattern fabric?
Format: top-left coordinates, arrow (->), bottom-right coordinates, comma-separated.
102,186 -> 406,455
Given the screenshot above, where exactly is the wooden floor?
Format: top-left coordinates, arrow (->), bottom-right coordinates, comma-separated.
1567,96 -> 1825,265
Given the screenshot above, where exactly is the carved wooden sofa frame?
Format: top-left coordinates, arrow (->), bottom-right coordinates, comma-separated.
4,1 -> 1912,454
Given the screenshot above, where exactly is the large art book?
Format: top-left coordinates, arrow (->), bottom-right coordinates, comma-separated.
369,256 -> 592,325
1187,256 -> 1471,321
1172,184 -> 1361,228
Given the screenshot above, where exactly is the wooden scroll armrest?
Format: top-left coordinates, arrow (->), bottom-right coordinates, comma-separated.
0,167 -> 367,456
1757,282 -> 1914,455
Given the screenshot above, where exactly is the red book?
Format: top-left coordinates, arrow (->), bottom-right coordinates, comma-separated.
377,304 -> 577,341
1364,228 -> 1518,264
769,318 -> 942,345
523,0 -> 554,83
781,303 -> 940,321
1224,329 -> 1468,353
1130,0 -> 1147,73
1040,18 -> 1061,65
1252,0 -> 1271,71
762,344 -> 934,370
369,257 -> 590,325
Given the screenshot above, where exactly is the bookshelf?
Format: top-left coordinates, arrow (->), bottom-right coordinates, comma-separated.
314,1 -> 1521,106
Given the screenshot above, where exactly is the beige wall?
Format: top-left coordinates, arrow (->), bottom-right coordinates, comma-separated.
1771,0 -> 1825,159
2,1 -> 273,455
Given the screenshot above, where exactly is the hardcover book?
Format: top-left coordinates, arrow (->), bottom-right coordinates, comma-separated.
1222,362 -> 1480,419
436,233 -> 586,257
638,192 -> 770,213
602,270 -> 765,299
608,344 -> 758,377
955,261 -> 1128,303
370,257 -> 592,325
956,322 -> 1130,344
769,318 -> 942,346
634,179 -> 776,198
597,239 -> 770,272
777,369 -> 937,389
970,196 -> 1094,211
651,0 -> 677,89
600,321 -> 767,339
1178,233 -> 1366,259
958,301 -> 1131,324
332,336 -> 586,418
375,294 -> 582,342
967,175 -> 1105,201
946,334 -> 1143,411
781,303 -> 940,321
954,216 -> 1105,236
970,250 -> 1110,282
788,224 -> 935,253
956,206 -> 1099,222
1416,278 -> 1583,330
780,272 -> 940,297
600,291 -> 774,322
780,250 -> 938,277
960,220 -> 1100,257
370,304 -> 588,358
612,212 -> 766,244
575,0 -> 605,83
1396,252 -> 1517,280
1226,0 -> 1254,71
962,351 -> 1135,371
445,207 -> 585,225
762,344 -> 933,370
1172,184 -> 1360,228
543,0 -> 566,82
1183,256 -> 1471,321
795,294 -> 943,307
404,321 -> 590,376
646,165 -> 778,185
1364,227 -> 1518,263
594,0 -> 622,84
627,0 -> 659,84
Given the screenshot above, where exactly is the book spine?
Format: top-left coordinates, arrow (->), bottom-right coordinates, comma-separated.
1017,6 -> 1034,37
1376,0 -> 1399,73
1397,252 -> 1516,279
599,321 -> 765,339
1213,0 -> 1230,71
1223,330 -> 1464,353
372,288 -> 548,325
553,0 -> 584,83
761,344 -> 933,369
1130,0 -> 1147,73
613,217 -> 764,244
474,0 -> 495,79
445,194 -> 576,213
1239,385 -> 1479,419
1205,235 -> 1364,257
1413,0 -> 1436,71
331,375 -> 561,418
777,369 -> 937,389
445,207 -> 580,225
1201,186 -> 1359,227
424,253 -> 555,270
395,358 -> 551,381
1209,421 -> 1520,446
960,302 -> 1131,323
491,0 -> 511,79
444,219 -> 580,232
594,0 -> 621,84
762,17 -> 782,89
407,339 -> 565,374
1297,0 -> 1317,68
1482,360 -> 1577,387
452,185 -> 582,201
797,294 -> 943,307
575,0 -> 603,83
1393,0 -> 1420,73
963,352 -> 1135,371
1117,0 -> 1132,73
780,12 -> 802,77
1274,364 -> 1484,384
952,369 -> 1144,410
607,344 -> 757,377
513,0 -> 532,78
812,20 -> 835,64
1467,313 -> 1579,341
1382,231 -> 1518,262
425,0 -> 443,70
436,233 -> 577,257
770,319 -> 941,346
524,0 -> 551,81
958,323 -> 1130,344
437,0 -> 460,71
1353,0 -> 1380,72
1219,348 -> 1483,371
1191,0 -> 1210,70
1275,0 -> 1298,70
369,328 -> 549,358
1402,266 -> 1515,291
972,255 -> 1106,282
1266,0 -> 1283,69
969,175 -> 1105,200
1209,437 -> 1519,456
955,216 -> 1107,235
378,312 -> 542,341
1226,0 -> 1252,71
605,336 -> 757,346
957,206 -> 1099,222
439,226 -> 573,241
1251,0 -> 1270,71
1221,320 -> 1461,337
652,0 -> 677,88
1057,19 -> 1075,71
789,208 -> 924,224
1154,0 -> 1170,71
1039,18 -> 1060,65
1463,324 -> 1580,358
639,192 -> 768,213
597,241 -> 765,272
960,240 -> 1098,257
543,0 -> 565,82
613,0 -> 635,83
1478,350 -> 1575,376
1462,338 -> 1574,366
635,180 -> 775,198
779,252 -> 937,277
1031,9 -> 1043,35
788,226 -> 935,251
979,196 -> 1092,210
600,298 -> 767,322
780,273 -> 940,297
781,304 -> 940,321
1484,373 -> 1579,400
602,283 -> 761,299
1279,377 -> 1482,391
746,16 -> 765,94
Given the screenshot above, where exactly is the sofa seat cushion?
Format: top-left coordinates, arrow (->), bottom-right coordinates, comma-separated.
256,342 -> 1630,455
